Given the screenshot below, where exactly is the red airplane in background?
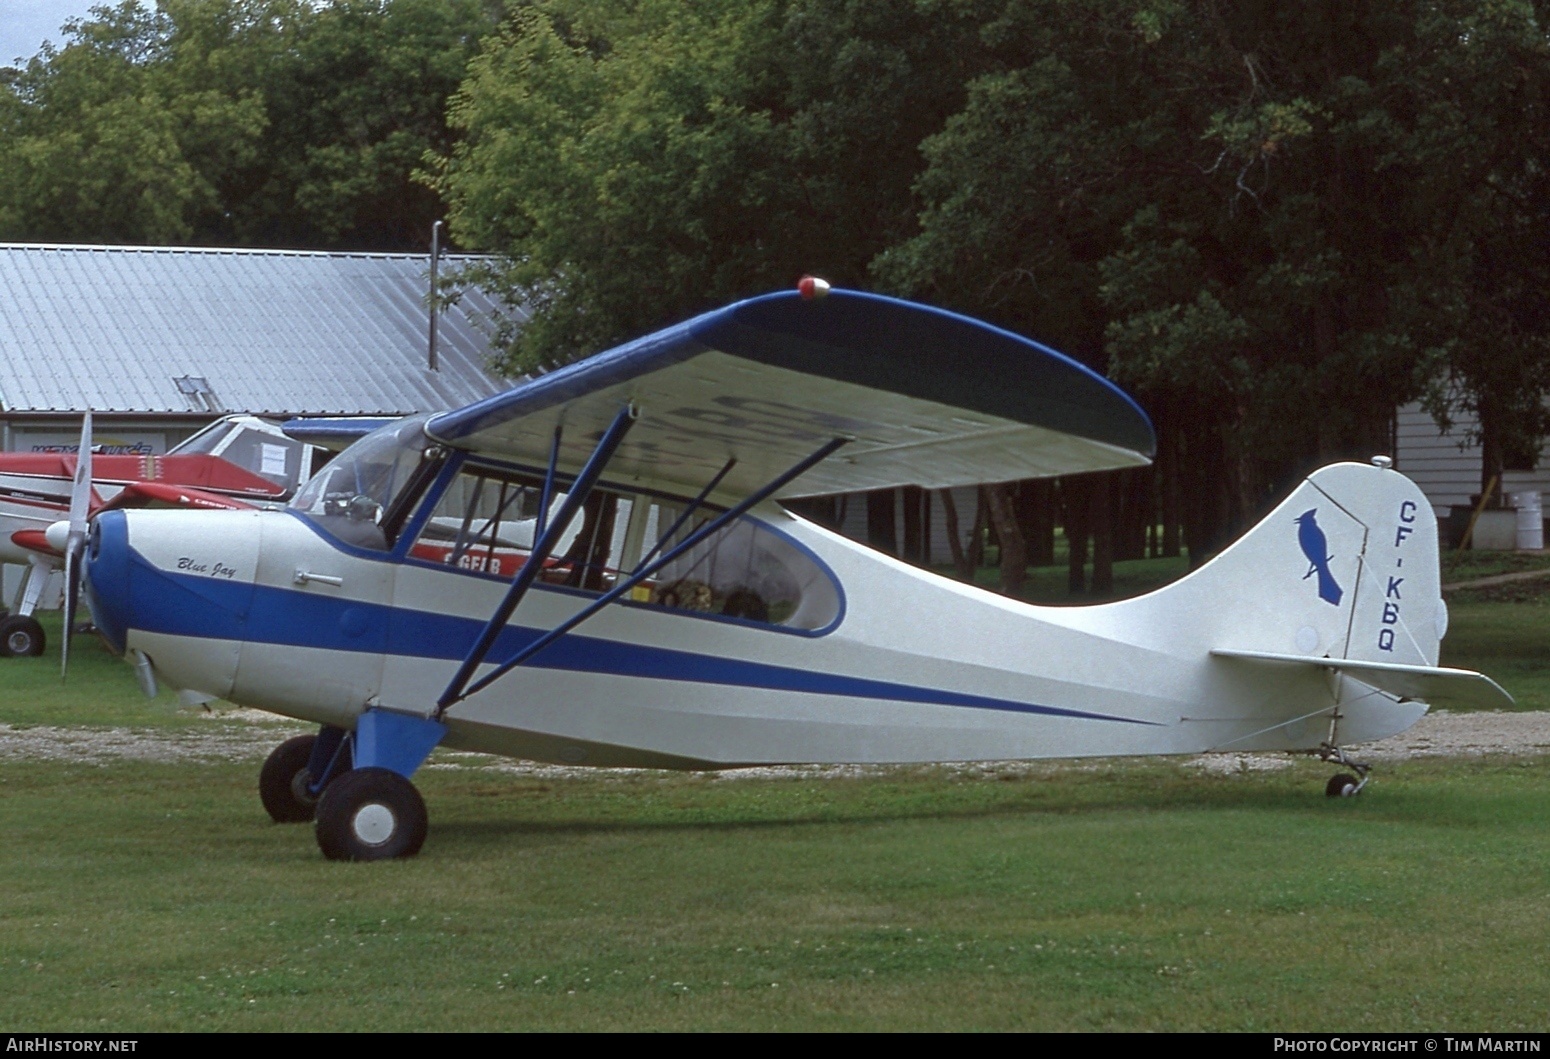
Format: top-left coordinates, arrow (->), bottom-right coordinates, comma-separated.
0,415 -> 317,657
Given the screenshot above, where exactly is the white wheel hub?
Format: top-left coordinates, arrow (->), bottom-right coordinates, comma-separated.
351,802 -> 396,846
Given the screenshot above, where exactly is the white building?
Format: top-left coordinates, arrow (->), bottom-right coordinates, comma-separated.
0,242 -> 517,595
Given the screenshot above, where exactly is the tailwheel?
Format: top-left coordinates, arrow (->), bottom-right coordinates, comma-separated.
1319,743 -> 1371,798
0,615 -> 45,657
314,767 -> 428,861
259,735 -> 323,823
1325,773 -> 1361,798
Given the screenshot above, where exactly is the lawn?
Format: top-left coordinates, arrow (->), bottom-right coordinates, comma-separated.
0,570 -> 1546,1031
0,753 -> 1546,1031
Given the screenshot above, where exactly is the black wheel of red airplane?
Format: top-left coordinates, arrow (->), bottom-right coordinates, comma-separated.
0,615 -> 45,658
314,767 -> 428,861
1325,773 -> 1361,798
259,735 -> 325,823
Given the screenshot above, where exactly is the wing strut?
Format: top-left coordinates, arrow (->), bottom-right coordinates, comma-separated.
437,434 -> 850,715
634,455 -> 737,573
435,404 -> 638,717
534,424 -> 562,540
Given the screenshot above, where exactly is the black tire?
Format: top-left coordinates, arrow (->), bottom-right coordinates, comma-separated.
314,767 -> 428,861
1326,772 -> 1360,798
0,615 -> 45,658
259,735 -> 322,823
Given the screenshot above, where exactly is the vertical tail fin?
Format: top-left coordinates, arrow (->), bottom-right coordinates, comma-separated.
1125,460 -> 1444,669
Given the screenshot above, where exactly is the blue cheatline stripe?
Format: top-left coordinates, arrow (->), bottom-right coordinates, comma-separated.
120,547 -> 1155,726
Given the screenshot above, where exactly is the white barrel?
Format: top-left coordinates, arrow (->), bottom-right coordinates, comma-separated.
1511,491 -> 1544,550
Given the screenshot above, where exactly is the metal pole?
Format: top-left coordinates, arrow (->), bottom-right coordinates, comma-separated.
535,426 -> 562,540
436,404 -> 638,716
632,456 -> 737,575
428,220 -> 444,372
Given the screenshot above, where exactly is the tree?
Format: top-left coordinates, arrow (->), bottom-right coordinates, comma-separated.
881,0 -> 1550,557
434,0 -> 992,373
0,0 -> 495,249
0,1 -> 270,243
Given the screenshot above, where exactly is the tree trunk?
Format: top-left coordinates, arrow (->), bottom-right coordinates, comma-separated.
1480,393 -> 1504,504
901,485 -> 925,564
1061,476 -> 1091,594
966,487 -> 987,577
1161,418 -> 1181,558
1017,478 -> 1055,566
1116,467 -> 1149,562
984,483 -> 1027,596
865,488 -> 897,555
1089,473 -> 1113,596
940,489 -> 968,578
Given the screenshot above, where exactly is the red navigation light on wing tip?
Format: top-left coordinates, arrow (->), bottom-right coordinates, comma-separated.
797,275 -> 831,300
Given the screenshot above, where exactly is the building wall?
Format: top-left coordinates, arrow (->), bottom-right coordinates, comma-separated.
833,486 -> 979,565
1395,401 -> 1550,519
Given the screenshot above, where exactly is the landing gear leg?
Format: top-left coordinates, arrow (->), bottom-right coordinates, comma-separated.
259,726 -> 351,823
0,559 -> 52,658
313,709 -> 444,861
1319,743 -> 1371,797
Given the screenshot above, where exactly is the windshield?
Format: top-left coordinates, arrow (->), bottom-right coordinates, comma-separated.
290,415 -> 433,550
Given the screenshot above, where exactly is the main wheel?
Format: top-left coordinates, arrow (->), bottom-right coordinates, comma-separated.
314,767 -> 428,861
259,735 -> 324,823
1326,772 -> 1361,798
0,615 -> 45,658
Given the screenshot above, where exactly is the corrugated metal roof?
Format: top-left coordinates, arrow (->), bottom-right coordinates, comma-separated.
0,243 -> 520,415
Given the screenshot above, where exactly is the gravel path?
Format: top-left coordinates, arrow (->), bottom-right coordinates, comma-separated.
1,709 -> 1546,774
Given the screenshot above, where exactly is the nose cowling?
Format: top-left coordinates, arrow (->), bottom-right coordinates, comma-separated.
84,509 -> 263,698
84,511 -> 132,654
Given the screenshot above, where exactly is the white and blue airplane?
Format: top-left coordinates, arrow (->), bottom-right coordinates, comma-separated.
80,284 -> 1512,860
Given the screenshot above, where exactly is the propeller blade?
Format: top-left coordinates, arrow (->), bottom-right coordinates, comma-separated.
61,411 -> 92,679
61,545 -> 75,678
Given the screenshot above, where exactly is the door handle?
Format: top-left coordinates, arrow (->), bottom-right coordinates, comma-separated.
293,569 -> 344,587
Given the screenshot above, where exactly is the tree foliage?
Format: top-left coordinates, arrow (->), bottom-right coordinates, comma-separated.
877,0 -> 1550,517
5,0 -> 1550,563
434,0 -> 991,372
0,0 -> 495,248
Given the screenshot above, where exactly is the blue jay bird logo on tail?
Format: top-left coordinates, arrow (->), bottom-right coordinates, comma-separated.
1295,509 -> 1343,605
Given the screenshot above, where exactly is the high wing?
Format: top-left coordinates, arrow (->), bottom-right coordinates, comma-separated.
424,289 -> 1155,500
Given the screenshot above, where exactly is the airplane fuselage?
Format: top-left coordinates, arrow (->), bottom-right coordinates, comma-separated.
84,458 -> 1437,769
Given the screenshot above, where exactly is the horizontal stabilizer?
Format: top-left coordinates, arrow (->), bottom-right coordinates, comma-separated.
1211,649 -> 1514,710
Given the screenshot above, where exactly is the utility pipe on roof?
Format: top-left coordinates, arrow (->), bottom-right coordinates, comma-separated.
428,220 -> 443,372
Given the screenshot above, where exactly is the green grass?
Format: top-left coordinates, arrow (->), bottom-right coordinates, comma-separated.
2,591 -> 1549,1029
1,753 -> 1547,1031
1440,548 -> 1550,584
1,611 -> 205,728
1439,595 -> 1550,712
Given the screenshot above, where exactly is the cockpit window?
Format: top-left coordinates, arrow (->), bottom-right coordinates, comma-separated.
290,416 -> 435,551
407,459 -> 842,632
